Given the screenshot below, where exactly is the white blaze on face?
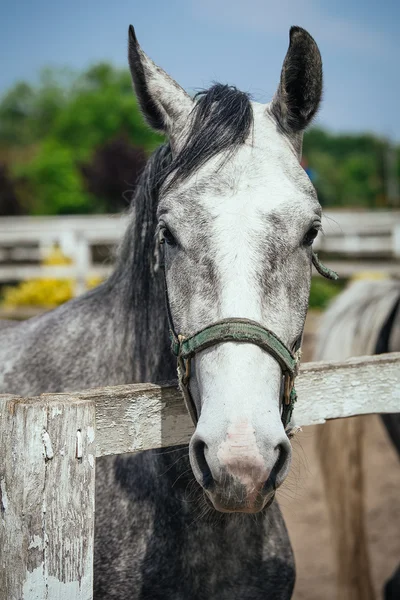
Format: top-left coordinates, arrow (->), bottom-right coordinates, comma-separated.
201,103 -> 304,321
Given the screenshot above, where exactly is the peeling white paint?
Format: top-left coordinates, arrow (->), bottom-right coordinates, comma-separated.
51,406 -> 63,417
23,565 -> 92,600
87,426 -> 95,444
41,431 -> 54,460
124,393 -> 164,452
76,430 -> 83,459
28,535 -> 43,550
1,477 -> 8,511
87,454 -> 95,469
23,564 -> 46,599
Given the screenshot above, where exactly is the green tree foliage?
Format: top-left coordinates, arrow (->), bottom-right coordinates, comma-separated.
15,141 -> 96,215
0,64 -> 163,215
308,277 -> 346,310
51,64 -> 162,160
303,128 -> 395,207
0,82 -> 38,146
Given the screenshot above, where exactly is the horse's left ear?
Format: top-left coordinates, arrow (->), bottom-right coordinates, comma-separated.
270,26 -> 322,153
128,25 -> 194,144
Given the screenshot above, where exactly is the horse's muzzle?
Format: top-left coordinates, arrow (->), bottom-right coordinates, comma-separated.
189,430 -> 291,513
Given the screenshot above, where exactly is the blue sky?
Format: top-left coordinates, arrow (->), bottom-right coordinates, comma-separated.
1,0 -> 399,139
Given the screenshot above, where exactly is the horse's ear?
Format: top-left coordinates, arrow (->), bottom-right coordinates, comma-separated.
270,27 -> 322,146
128,25 -> 194,139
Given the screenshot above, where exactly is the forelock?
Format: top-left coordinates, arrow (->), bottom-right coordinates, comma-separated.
155,84 -> 253,193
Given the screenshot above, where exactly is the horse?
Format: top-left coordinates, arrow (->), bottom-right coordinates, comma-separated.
0,26 -> 325,599
314,277 -> 400,600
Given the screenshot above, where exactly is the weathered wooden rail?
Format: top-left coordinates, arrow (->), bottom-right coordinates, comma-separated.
0,211 -> 399,296
1,352 -> 399,599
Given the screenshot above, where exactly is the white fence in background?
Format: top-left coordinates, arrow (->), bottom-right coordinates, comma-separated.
0,352 -> 399,599
314,210 -> 400,276
0,211 -> 399,295
0,214 -> 125,295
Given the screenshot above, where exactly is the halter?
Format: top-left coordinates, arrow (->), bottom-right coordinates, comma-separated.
164,251 -> 338,430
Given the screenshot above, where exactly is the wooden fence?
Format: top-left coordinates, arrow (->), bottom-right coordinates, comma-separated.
1,352 -> 399,599
0,211 -> 399,296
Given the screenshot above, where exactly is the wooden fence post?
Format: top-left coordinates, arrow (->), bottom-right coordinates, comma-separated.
0,395 -> 96,600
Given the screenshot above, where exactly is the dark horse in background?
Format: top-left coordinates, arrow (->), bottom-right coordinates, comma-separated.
314,278 -> 400,600
0,26 -> 324,599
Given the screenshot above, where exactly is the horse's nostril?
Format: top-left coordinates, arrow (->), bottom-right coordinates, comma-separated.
275,442 -> 287,470
192,440 -> 214,489
265,442 -> 291,492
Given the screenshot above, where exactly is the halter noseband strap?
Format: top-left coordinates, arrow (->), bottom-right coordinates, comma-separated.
170,318 -> 301,429
165,251 -> 338,430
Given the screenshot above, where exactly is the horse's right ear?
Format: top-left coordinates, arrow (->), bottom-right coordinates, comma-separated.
270,27 -> 322,144
128,26 -> 194,141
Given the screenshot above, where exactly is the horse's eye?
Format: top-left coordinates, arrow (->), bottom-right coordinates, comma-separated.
303,226 -> 319,247
159,226 -> 177,247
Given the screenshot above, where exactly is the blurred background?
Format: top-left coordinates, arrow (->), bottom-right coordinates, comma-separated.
0,2 -> 399,598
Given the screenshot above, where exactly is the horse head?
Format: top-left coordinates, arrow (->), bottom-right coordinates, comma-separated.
128,26 -> 323,513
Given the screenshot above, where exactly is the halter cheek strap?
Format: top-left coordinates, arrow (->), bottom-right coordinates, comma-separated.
164,251 -> 338,430
312,252 -> 339,280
